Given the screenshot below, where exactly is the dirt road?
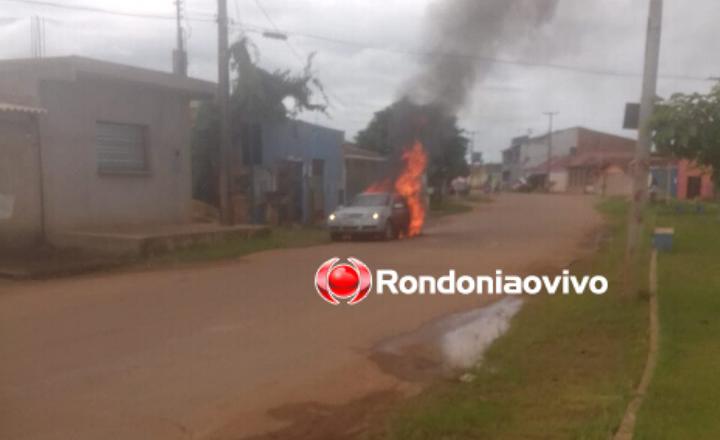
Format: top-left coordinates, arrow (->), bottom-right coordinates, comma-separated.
0,194 -> 602,440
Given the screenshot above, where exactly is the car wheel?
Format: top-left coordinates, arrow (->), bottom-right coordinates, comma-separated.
383,222 -> 395,241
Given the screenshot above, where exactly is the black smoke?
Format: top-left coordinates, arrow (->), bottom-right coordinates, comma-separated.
405,0 -> 559,114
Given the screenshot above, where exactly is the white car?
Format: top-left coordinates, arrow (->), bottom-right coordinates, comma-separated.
327,192 -> 410,241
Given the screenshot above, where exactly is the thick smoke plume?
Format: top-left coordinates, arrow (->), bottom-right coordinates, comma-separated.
406,0 -> 559,114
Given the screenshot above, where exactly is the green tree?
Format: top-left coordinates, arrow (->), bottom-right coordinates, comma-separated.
651,81 -> 720,186
192,37 -> 327,204
355,99 -> 470,191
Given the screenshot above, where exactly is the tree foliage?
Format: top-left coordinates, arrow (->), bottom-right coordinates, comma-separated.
651,82 -> 720,185
192,37 -> 327,203
228,37 -> 328,123
355,99 -> 470,189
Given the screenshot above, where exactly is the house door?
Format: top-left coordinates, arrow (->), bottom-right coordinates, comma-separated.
686,176 -> 702,199
276,160 -> 303,224
309,159 -> 325,223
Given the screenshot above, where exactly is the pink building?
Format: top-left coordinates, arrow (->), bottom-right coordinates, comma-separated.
677,160 -> 714,200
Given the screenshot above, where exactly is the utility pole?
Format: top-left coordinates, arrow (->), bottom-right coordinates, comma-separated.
217,0 -> 233,225
543,111 -> 558,191
173,0 -> 188,76
626,0 -> 663,264
30,16 -> 45,58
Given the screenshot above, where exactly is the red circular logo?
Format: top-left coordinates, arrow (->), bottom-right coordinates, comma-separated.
315,258 -> 372,305
328,265 -> 360,298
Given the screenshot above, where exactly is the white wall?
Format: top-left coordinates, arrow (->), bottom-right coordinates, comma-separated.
0,113 -> 42,248
36,77 -> 193,232
549,170 -> 568,193
520,128 -> 579,174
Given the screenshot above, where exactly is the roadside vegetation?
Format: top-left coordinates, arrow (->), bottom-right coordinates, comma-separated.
429,198 -> 474,217
634,202 -> 720,439
145,226 -> 330,266
369,198 -> 651,439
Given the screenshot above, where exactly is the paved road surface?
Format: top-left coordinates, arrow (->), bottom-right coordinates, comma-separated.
0,194 -> 602,439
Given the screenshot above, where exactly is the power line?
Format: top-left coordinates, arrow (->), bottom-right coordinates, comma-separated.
1,0 -> 715,83
231,22 -> 714,83
249,0 -> 347,108
0,0 -> 215,22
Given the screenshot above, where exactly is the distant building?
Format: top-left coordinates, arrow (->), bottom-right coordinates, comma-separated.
0,56 -> 214,250
650,157 -> 714,201
502,127 -> 636,190
469,163 -> 503,191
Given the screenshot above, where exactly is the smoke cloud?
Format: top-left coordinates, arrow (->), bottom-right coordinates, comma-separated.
406,0 -> 559,114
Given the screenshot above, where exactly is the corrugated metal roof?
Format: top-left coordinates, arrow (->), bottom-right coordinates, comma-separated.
343,144 -> 388,162
0,102 -> 46,114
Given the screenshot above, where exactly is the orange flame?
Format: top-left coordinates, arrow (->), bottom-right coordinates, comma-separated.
362,141 -> 428,238
394,141 -> 428,237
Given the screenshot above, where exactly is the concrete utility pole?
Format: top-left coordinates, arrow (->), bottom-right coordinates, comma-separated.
173,0 -> 188,76
543,111 -> 558,190
626,0 -> 663,262
217,0 -> 233,225
30,16 -> 46,58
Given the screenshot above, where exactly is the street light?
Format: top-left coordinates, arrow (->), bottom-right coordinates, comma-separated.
262,30 -> 288,40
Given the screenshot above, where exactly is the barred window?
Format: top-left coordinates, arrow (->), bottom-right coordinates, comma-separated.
96,122 -> 148,173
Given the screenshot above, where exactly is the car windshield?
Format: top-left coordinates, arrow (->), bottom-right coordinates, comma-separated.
351,193 -> 390,207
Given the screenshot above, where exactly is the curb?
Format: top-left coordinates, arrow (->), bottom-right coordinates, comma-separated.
614,249 -> 660,440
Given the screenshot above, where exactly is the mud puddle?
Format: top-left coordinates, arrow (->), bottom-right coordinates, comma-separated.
370,298 -> 523,381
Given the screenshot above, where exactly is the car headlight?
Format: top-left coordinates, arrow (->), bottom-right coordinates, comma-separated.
329,213 -> 336,221
372,212 -> 380,220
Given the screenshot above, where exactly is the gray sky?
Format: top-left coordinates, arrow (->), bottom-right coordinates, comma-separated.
1,0 -> 718,161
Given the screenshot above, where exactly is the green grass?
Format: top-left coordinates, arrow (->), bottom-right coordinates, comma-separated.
634,203 -> 720,439
429,198 -> 475,217
145,227 -> 330,266
369,198 -> 650,440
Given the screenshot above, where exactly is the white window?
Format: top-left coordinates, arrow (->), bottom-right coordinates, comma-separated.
96,122 -> 148,173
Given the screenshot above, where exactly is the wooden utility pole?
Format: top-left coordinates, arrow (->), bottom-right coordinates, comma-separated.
543,111 -> 558,191
217,0 -> 233,225
626,0 -> 663,263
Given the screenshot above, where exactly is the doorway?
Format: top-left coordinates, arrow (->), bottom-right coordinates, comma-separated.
686,176 -> 702,200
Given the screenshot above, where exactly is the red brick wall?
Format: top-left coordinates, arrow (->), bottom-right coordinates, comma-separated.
677,160 -> 714,200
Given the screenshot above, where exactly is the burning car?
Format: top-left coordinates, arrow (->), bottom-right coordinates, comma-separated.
327,192 -> 410,241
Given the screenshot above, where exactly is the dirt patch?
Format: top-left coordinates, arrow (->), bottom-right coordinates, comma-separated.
216,391 -> 402,440
0,194 -> 605,440
0,247 -> 128,280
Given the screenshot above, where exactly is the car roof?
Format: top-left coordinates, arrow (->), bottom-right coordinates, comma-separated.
358,192 -> 391,197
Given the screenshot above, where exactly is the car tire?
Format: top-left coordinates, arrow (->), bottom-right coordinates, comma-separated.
383,222 -> 395,241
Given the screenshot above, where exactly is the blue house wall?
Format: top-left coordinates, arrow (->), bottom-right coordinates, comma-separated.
650,166 -> 678,198
261,120 -> 344,223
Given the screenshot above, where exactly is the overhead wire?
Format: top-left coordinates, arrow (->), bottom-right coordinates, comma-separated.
0,0 -> 715,83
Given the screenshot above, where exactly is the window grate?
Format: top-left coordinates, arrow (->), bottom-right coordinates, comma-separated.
96,122 -> 148,173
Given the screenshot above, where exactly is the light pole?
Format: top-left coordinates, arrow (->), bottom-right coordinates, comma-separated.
173,0 -> 188,76
543,111 -> 558,191
217,0 -> 233,225
626,0 -> 663,264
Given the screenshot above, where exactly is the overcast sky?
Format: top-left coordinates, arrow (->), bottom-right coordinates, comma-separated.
1,0 -> 718,161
